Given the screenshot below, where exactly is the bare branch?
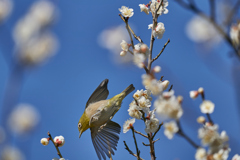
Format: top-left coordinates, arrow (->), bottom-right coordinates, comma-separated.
131,128 -> 141,160
48,132 -> 63,158
150,39 -> 170,65
134,130 -> 148,138
119,14 -> 143,43
152,122 -> 163,140
123,141 -> 144,160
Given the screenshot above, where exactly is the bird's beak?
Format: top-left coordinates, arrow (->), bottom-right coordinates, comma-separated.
79,131 -> 82,138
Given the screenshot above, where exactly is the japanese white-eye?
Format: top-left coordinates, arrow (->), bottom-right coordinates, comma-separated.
78,79 -> 135,160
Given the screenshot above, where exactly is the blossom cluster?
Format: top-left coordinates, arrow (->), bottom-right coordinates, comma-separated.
13,0 -> 58,66
230,22 -> 240,48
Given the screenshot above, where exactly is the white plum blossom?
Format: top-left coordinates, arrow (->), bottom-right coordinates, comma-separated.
54,135 -> 65,147
189,90 -> 199,99
128,103 -> 142,119
133,89 -> 152,101
213,148 -> 230,160
195,148 -> 207,160
145,110 -> 159,133
154,90 -> 183,119
150,0 -> 169,15
18,33 -> 58,65
120,40 -> 129,51
232,154 -> 240,160
139,4 -> 149,15
0,0 -> 12,22
29,0 -> 55,26
200,100 -> 215,114
133,53 -> 146,68
198,124 -> 219,146
119,6 -> 134,18
186,16 -> 221,46
40,138 -> 49,146
1,146 -> 25,160
123,118 -> 135,133
53,158 -> 65,160
148,22 -> 165,39
142,74 -> 164,95
163,121 -> 179,139
8,103 -> 40,134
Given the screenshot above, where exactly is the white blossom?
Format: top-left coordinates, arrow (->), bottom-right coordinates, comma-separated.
145,110 -> 159,133
142,74 -> 164,95
163,121 -> 178,139
123,118 -> 135,133
133,53 -> 146,68
8,103 -> 40,134
139,4 -> 149,15
220,131 -> 229,142
17,33 -> 58,66
54,135 -> 65,147
120,40 -> 129,51
1,146 -> 25,160
0,0 -> 12,22
232,154 -> 240,160
154,90 -> 183,119
195,148 -> 207,160
213,148 -> 230,160
29,0 -> 55,26
200,100 -> 215,114
198,124 -> 219,146
133,89 -> 152,101
40,138 -> 49,146
119,6 -> 134,18
148,22 -> 165,39
150,0 -> 169,15
128,103 -> 142,119
186,16 -> 221,45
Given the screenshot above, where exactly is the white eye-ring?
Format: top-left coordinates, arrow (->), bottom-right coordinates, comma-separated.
78,123 -> 81,128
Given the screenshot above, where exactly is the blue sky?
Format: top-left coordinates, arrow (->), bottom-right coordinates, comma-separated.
0,0 -> 240,159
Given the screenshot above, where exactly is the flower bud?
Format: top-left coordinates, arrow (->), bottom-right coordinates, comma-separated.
177,96 -> 183,104
140,44 -> 148,53
162,80 -> 169,90
120,50 -> 127,56
197,116 -> 205,124
153,66 -> 161,73
198,87 -> 204,94
53,135 -> 65,147
40,138 -> 49,146
189,90 -> 198,99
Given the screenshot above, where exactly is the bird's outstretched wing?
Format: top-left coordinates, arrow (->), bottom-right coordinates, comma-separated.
86,79 -> 109,108
90,121 -> 121,160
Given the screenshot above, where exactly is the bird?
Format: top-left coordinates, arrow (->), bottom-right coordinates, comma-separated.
78,79 -> 135,160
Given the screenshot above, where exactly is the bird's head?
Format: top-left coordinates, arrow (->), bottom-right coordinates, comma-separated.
78,112 -> 90,138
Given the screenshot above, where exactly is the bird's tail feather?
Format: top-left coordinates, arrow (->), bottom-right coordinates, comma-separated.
122,84 -> 135,97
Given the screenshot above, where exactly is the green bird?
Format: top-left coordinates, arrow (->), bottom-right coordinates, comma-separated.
78,79 -> 135,160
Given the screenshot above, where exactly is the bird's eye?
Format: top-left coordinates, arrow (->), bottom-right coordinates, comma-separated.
78,123 -> 81,128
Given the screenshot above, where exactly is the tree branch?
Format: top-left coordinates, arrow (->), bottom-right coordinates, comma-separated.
48,132 -> 63,158
150,39 -> 170,65
123,141 -> 144,160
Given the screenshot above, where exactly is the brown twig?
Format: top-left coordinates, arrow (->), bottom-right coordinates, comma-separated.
134,130 -> 148,138
119,14 -> 143,43
224,0 -> 240,26
152,122 -> 163,140
48,132 -> 63,158
209,0 -> 215,21
176,121 -> 200,149
123,141 -> 144,160
150,39 -> 170,65
168,84 -> 173,91
143,138 -> 160,146
206,113 -> 214,124
131,128 -> 141,160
